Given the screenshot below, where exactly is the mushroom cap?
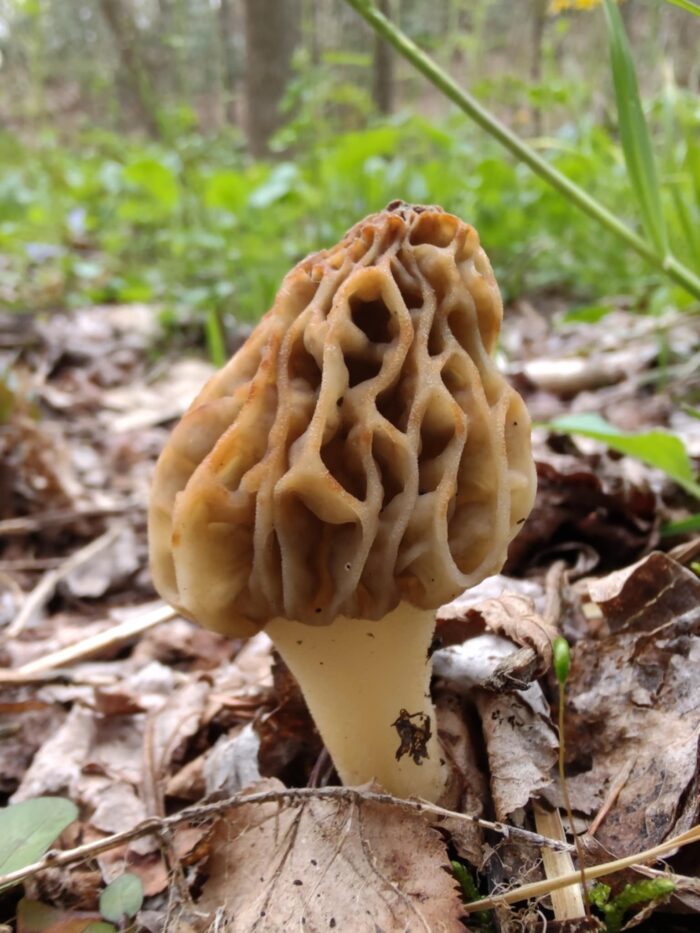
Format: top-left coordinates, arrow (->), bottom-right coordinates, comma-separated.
148,203 -> 537,636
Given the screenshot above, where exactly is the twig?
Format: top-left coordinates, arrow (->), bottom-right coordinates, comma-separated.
0,670 -> 118,687
0,557 -> 65,572
464,824 -> 700,913
0,602 -> 176,681
588,758 -> 635,837
0,505 -> 138,537
0,785 -> 574,892
3,527 -> 122,640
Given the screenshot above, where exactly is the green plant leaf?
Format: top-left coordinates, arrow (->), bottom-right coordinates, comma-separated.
546,413 -> 700,499
558,303 -> 614,325
248,163 -> 299,209
0,797 -> 78,885
123,158 -> 179,208
661,514 -> 700,536
204,169 -> 248,213
600,878 -> 675,933
665,0 -> 700,16
602,0 -> 668,255
99,873 -> 144,924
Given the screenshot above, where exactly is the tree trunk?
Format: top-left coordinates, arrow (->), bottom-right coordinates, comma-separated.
98,0 -> 160,136
372,0 -> 395,115
530,0 -> 548,136
219,0 -> 239,124
243,0 -> 301,157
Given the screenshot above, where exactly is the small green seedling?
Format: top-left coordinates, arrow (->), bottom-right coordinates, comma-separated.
451,860 -> 495,933
590,878 -> 676,932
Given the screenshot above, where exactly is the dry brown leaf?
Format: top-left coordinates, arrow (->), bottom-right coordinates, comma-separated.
197,778 -> 465,932
63,525 -> 140,598
144,677 -> 210,779
476,683 -> 558,820
203,723 -> 261,795
508,450 -> 658,574
437,588 -> 557,660
11,704 -> 95,802
562,553 -> 700,855
436,587 -> 556,683
16,898 -> 104,933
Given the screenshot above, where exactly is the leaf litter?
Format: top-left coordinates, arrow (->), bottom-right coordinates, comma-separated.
0,301 -> 698,930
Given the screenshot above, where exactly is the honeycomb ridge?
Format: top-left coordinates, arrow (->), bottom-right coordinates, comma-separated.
148,204 -> 537,635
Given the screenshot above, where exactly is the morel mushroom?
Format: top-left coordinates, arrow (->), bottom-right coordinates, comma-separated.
148,202 -> 536,803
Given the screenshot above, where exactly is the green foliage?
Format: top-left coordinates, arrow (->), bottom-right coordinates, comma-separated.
99,873 -> 144,925
450,861 -> 495,932
0,797 -> 78,885
0,67 -> 698,340
665,0 -> 700,15
547,413 -> 700,499
602,0 -> 667,255
590,878 -> 676,933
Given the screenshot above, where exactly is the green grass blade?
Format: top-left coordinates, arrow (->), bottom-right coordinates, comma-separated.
603,0 -> 668,255
665,1 -> 700,16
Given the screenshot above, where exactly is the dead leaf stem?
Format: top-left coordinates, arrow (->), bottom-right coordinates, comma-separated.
0,602 -> 176,679
3,526 -> 122,640
0,786 -> 574,892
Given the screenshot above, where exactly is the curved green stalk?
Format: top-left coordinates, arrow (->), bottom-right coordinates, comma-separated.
665,0 -> 700,16
343,0 -> 700,301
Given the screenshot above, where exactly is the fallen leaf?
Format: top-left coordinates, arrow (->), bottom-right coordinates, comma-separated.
17,898 -> 113,933
476,683 -> 559,820
433,633 -> 543,694
436,589 -> 556,680
89,783 -> 146,837
197,778 -> 465,932
563,553 -> 700,854
11,705 -> 95,802
144,677 -> 209,779
203,724 -> 262,795
63,526 -> 141,599
509,448 -> 658,573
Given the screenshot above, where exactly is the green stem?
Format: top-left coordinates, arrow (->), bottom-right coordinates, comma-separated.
343,0 -> 700,300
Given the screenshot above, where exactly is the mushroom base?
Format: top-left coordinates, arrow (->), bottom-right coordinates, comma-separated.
265,603 -> 449,802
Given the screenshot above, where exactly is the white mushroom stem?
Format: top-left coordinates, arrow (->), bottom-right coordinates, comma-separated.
265,602 -> 449,802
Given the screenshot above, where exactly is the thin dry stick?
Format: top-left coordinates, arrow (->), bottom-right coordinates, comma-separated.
464,824 -> 700,913
3,526 -> 121,640
588,758 -> 635,837
0,603 -> 176,681
0,785 -> 574,892
0,504 -> 137,537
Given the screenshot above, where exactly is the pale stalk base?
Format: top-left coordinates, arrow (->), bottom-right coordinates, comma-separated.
266,603 -> 448,802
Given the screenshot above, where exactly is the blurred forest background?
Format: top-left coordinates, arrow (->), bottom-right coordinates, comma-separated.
0,0 -> 698,349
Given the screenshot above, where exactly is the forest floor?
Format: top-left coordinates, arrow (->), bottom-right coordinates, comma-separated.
0,299 -> 698,932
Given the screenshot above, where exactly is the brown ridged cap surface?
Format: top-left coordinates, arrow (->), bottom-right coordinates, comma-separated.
148,203 -> 537,635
